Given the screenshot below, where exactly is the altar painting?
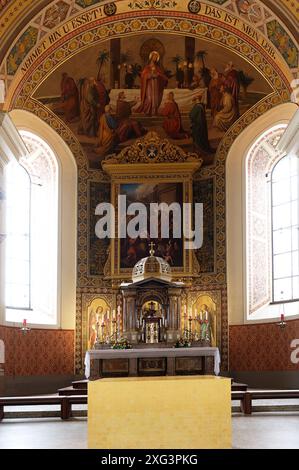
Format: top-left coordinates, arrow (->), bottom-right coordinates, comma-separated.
119,182 -> 184,269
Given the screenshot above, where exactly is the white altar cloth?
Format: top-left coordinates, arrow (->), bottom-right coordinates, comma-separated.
109,88 -> 208,113
84,347 -> 221,379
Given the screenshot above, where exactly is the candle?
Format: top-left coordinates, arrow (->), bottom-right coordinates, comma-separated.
117,306 -> 121,316
107,309 -> 110,319
23,319 -> 27,327
113,309 -> 116,320
281,314 -> 285,322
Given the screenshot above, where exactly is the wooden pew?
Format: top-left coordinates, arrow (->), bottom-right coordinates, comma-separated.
232,390 -> 299,415
0,395 -> 88,421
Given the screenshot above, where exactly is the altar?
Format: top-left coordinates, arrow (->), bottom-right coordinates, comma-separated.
85,347 -> 221,380
85,146 -> 222,375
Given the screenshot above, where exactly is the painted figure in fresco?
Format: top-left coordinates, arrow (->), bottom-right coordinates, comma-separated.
116,91 -> 146,143
78,78 -> 99,137
96,105 -> 117,156
88,310 -> 97,349
213,85 -> 239,132
189,95 -> 214,154
125,65 -> 135,89
94,75 -> 110,121
78,77 -> 110,137
199,304 -> 214,345
160,92 -> 188,140
224,62 -> 240,117
136,51 -> 168,116
60,73 -> 80,122
236,0 -> 251,14
209,68 -> 224,119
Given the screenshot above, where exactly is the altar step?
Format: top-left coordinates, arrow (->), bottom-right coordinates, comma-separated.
57,379 -> 248,396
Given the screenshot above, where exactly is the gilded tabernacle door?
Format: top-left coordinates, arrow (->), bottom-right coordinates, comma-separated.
101,131 -> 203,282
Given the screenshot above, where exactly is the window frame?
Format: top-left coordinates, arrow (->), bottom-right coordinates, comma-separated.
270,154 -> 299,304
5,161 -> 33,312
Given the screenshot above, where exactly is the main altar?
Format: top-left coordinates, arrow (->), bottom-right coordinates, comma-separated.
85,131 -> 222,378
86,242 -> 220,379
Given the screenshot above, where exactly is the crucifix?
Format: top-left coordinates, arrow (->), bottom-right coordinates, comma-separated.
149,241 -> 155,256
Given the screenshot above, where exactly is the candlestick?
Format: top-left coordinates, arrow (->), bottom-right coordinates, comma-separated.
20,319 -> 30,335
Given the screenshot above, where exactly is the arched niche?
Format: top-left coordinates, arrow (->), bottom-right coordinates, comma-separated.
87,297 -> 111,349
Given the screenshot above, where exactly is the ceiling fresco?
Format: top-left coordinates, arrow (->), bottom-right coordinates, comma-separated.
33,33 -> 273,168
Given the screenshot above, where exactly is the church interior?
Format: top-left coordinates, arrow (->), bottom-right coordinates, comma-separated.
0,0 -> 299,451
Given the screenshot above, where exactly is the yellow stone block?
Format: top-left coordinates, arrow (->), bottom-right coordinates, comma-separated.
88,376 -> 231,449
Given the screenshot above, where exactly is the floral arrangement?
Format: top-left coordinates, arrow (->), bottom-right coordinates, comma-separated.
111,338 -> 132,350
174,337 -> 192,348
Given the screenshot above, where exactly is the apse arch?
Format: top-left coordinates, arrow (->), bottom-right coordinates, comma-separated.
3,0 -> 293,110
226,102 -> 298,326
8,109 -> 77,330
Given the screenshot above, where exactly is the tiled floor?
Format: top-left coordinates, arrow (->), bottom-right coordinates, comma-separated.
0,413 -> 299,449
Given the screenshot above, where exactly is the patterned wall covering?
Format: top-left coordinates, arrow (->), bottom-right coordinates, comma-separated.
193,178 -> 215,273
89,181 -> 111,276
229,320 -> 299,371
0,326 -> 74,376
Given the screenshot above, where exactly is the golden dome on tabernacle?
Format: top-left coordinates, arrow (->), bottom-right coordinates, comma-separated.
132,243 -> 172,283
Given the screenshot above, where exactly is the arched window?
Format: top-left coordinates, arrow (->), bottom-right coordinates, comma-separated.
271,154 -> 299,303
245,124 -> 299,319
5,131 -> 59,325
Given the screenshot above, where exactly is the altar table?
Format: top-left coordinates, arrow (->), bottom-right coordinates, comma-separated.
85,347 -> 221,379
88,375 -> 231,449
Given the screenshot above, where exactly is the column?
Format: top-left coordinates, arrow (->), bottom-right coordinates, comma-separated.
167,288 -> 182,343
110,38 -> 121,89
185,36 -> 195,87
122,289 -> 138,343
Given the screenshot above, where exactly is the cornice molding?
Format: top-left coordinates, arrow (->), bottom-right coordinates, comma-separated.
0,111 -> 28,168
276,107 -> 299,157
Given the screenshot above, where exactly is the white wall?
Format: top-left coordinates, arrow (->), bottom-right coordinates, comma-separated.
226,102 -> 298,326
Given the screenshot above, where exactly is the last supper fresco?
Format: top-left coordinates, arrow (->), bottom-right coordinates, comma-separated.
34,33 -> 273,168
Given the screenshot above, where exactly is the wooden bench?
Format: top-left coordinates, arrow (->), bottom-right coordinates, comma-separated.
232,390 -> 299,415
0,395 -> 87,421
231,391 -> 252,415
